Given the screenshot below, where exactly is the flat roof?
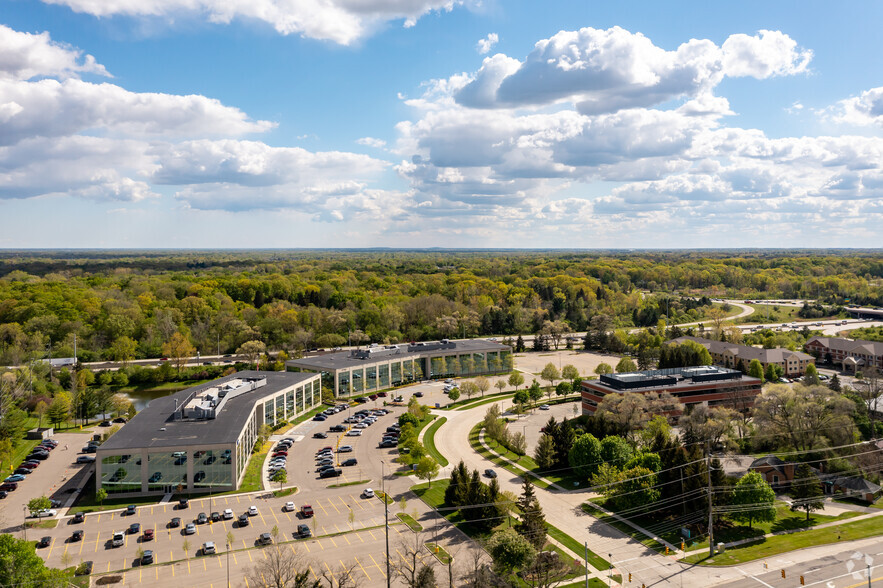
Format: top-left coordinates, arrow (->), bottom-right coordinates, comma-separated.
287,338 -> 510,372
589,365 -> 759,393
98,370 -> 317,452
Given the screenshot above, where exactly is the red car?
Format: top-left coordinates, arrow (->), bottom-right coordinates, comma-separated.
300,505 -> 314,518
143,529 -> 154,541
18,463 -> 38,470
272,451 -> 287,457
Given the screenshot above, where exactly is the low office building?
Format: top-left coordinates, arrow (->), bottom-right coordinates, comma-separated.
805,336 -> 883,372
670,336 -> 814,377
581,365 -> 762,415
95,370 -> 321,497
287,339 -> 512,398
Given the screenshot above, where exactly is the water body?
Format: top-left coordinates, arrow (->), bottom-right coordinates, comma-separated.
125,385 -> 191,411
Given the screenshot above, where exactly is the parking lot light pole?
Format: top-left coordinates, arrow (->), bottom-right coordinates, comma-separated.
381,460 -> 390,588
22,505 -> 27,541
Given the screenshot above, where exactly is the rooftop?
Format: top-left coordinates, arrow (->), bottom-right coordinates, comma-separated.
591,365 -> 753,392
98,370 -> 317,451
671,336 -> 814,363
287,338 -> 510,371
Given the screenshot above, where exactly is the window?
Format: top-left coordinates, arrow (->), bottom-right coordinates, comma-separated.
192,449 -> 233,490
390,362 -> 402,385
366,366 -> 377,391
379,364 -> 390,388
100,454 -> 140,494
147,452 -> 188,492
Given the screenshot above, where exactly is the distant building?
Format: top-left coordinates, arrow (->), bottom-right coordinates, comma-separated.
40,357 -> 77,368
95,370 -> 321,497
805,336 -> 883,373
670,336 -> 814,377
580,365 -> 762,415
749,455 -> 881,503
287,339 -> 511,398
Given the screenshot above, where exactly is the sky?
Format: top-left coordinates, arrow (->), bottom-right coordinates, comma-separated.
2,0 -> 883,249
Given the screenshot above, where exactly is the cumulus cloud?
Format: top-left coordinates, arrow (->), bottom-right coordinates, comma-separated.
0,23 -> 393,221
454,27 -> 811,113
824,86 -> 883,127
356,137 -> 387,148
0,24 -> 109,81
476,33 -> 498,54
39,0 -> 465,45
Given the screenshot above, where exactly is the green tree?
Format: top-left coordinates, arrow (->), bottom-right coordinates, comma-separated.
516,476 -> 546,550
554,381 -> 572,399
615,357 -> 637,373
508,372 -> 525,392
513,389 -> 529,408
829,374 -> 842,392
527,380 -> 543,407
594,363 -> 613,376
790,463 -> 825,521
0,534 -> 72,588
460,381 -> 478,401
447,387 -> 460,402
109,336 -> 137,366
0,438 -> 13,475
415,457 -> 440,488
539,363 -> 560,398
533,434 -> 556,470
495,379 -> 506,395
600,436 -> 634,467
96,488 -> 107,506
803,364 -> 820,386
33,401 -> 48,429
237,340 -> 267,369
486,528 -> 536,577
747,359 -> 765,383
27,496 -> 52,516
568,433 -> 603,478
730,472 -> 777,529
474,376 -> 490,398
162,332 -> 195,374
561,364 -> 579,384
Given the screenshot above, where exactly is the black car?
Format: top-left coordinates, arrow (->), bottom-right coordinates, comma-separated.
238,514 -> 249,526
379,440 -> 397,448
298,524 -> 312,538
169,517 -> 181,528
329,425 -> 346,432
38,536 -> 51,548
319,468 -> 342,478
73,512 -> 85,523
341,458 -> 358,466
71,530 -> 84,542
82,446 -> 97,454
0,491 -> 7,499
14,468 -> 32,475
196,512 -> 208,524
129,523 -> 140,534
312,432 -> 328,439
141,550 -> 154,564
178,498 -> 189,509
258,533 -> 272,545
100,421 -> 112,427
312,415 -> 327,421
211,512 -> 221,522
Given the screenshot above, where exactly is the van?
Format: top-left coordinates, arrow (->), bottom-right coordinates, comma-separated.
76,456 -> 95,464
112,532 -> 124,547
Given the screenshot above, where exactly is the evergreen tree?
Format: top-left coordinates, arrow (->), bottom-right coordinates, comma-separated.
553,420 -> 576,468
515,335 -> 525,353
829,374 -> 842,392
533,434 -> 556,470
516,476 -> 547,550
790,463 -> 825,521
445,461 -> 469,507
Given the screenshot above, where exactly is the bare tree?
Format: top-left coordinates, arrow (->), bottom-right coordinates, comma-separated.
393,531 -> 436,588
246,539 -> 320,588
522,551 -> 572,588
320,561 -> 361,588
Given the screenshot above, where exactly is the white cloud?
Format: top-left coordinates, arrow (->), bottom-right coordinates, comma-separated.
0,24 -> 109,81
356,137 -> 386,148
454,27 -> 811,113
39,0 -> 465,45
476,33 -> 498,54
824,86 -> 883,128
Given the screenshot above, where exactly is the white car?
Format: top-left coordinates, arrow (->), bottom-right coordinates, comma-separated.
539,404 -> 550,410
32,509 -> 57,518
223,509 -> 234,520
354,422 -> 369,429
363,488 -> 374,498
284,502 -> 295,512
346,429 -> 363,436
248,505 -> 258,516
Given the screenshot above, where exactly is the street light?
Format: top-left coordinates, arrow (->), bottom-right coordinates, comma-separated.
22,505 -> 27,541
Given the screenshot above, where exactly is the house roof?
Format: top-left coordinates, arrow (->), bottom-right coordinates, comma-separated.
807,336 -> 883,357
671,337 -> 813,364
827,476 -> 882,494
749,455 -> 788,474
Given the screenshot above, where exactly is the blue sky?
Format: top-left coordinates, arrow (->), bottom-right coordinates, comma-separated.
2,0 -> 882,248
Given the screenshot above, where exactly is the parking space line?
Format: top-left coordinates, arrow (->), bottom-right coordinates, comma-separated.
350,495 -> 366,510
354,557 -> 371,581
187,559 -> 191,574
323,561 -> 334,581
369,553 -> 386,577
326,498 -> 340,514
314,501 -> 329,516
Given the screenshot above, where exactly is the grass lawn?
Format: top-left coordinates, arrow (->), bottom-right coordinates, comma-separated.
425,542 -> 452,565
422,417 -> 448,467
468,423 -> 550,489
396,512 -> 423,532
375,491 -> 394,505
271,487 -> 298,498
328,480 -> 370,488
237,441 -> 271,493
453,393 -> 514,411
557,580 -> 609,588
25,519 -> 58,529
682,515 -> 883,565
546,522 -> 608,570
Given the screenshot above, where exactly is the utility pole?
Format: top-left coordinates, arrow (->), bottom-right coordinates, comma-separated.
707,443 -> 714,558
584,542 -> 589,588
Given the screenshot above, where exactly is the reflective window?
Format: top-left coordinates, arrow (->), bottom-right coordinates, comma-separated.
403,361 -> 412,381
147,451 -> 188,492
192,449 -> 233,490
391,362 -> 402,385
286,390 -> 294,417
352,369 -> 363,393
379,364 -> 390,388
366,366 -> 377,391
430,357 -> 445,377
264,401 -> 274,427
100,454 -> 140,495
338,371 -> 350,396
462,354 -> 477,375
275,395 -> 285,423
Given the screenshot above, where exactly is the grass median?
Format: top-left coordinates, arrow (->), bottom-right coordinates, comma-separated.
422,417 -> 448,467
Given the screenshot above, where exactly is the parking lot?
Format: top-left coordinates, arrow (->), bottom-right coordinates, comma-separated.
5,381 -> 477,585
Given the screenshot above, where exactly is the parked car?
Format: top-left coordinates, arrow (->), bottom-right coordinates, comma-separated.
337,445 -> 354,452
238,514 -> 249,527
71,530 -> 84,542
169,517 -> 181,528
0,482 -> 20,491
203,541 -> 216,555
284,502 -> 295,512
184,523 -> 196,535
76,456 -> 94,464
362,488 -> 374,498
319,468 -> 342,478
223,509 -> 234,520
6,475 -> 26,483
484,469 -> 497,478
126,505 -> 137,515
298,524 -> 312,538
258,532 -> 273,545
301,505 -> 314,518
32,509 -> 57,518
313,432 -> 328,439
178,498 -> 189,509
38,536 -> 52,548
73,512 -> 85,523
196,512 -> 208,524
143,529 -> 154,541
112,531 -> 125,547
211,512 -> 221,522
341,458 -> 358,466
141,550 -> 154,564
129,523 -> 140,534
539,404 -> 550,410
346,429 -> 362,436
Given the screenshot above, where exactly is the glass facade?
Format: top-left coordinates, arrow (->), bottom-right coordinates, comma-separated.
275,395 -> 285,423
192,449 -> 233,490
366,366 -> 377,391
338,371 -> 350,396
430,357 -> 445,377
379,364 -> 390,388
264,401 -> 274,427
352,369 -> 363,393
391,362 -> 402,385
100,454 -> 140,495
147,451 -> 188,492
286,390 -> 294,415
